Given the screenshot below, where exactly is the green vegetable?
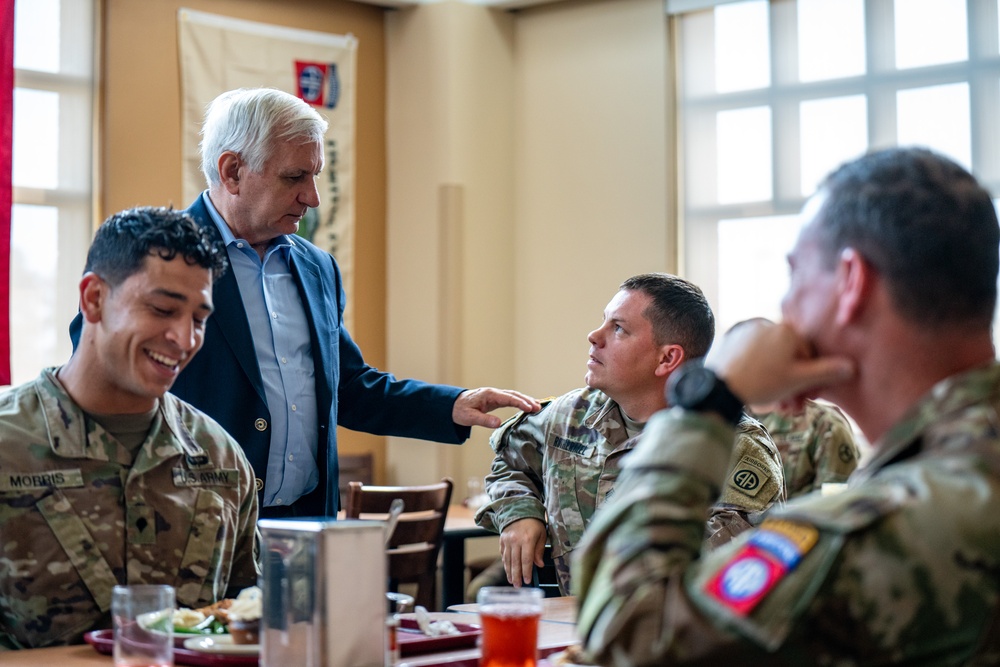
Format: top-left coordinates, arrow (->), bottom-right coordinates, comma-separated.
173,616 -> 228,635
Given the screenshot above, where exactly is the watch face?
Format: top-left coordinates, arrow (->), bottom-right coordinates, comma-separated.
683,366 -> 715,403
673,364 -> 713,407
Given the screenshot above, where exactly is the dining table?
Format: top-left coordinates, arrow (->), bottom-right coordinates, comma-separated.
449,595 -> 578,626
439,504 -> 494,609
1,604 -> 580,667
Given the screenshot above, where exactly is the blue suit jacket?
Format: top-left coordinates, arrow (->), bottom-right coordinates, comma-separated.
71,196 -> 469,516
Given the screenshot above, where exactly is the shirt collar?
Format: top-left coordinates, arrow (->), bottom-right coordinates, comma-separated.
200,191 -> 296,256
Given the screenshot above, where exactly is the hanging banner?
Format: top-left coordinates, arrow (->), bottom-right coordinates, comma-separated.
178,8 -> 357,325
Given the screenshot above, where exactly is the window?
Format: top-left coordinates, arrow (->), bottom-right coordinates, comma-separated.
675,0 -> 1000,340
11,0 -> 94,384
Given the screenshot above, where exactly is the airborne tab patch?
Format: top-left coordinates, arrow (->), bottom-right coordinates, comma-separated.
705,519 -> 819,615
172,468 -> 239,488
727,455 -> 772,497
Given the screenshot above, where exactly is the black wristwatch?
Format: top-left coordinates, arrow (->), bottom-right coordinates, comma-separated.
667,361 -> 744,427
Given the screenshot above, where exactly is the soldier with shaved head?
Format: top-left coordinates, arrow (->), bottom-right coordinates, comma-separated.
475,273 -> 783,595
574,147 -> 1000,664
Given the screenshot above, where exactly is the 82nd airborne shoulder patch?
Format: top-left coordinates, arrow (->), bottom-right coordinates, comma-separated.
727,455 -> 773,497
704,519 -> 819,615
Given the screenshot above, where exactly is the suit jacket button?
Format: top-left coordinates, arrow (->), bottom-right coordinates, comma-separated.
255,478 -> 264,492
254,418 -> 268,432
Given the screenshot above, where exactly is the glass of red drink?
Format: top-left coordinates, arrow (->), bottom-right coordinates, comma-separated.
477,586 -> 544,667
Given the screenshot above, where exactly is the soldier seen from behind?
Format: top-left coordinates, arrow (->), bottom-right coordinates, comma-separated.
573,147 -> 1000,664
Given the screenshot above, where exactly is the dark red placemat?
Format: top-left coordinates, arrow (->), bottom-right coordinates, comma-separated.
84,629 -> 259,667
397,617 -> 481,656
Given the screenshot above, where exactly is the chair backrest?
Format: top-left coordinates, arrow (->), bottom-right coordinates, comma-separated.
337,453 -> 374,510
344,478 -> 453,610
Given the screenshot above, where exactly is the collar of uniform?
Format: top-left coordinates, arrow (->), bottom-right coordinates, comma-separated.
36,368 -> 207,463
860,360 -> 1000,478
583,389 -> 621,432
36,367 -> 111,461
156,393 -> 208,461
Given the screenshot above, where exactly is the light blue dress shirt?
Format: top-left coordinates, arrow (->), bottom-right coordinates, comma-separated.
203,193 -> 320,507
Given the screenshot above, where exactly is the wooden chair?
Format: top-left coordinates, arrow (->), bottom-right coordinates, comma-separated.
344,478 -> 453,610
337,453 -> 374,510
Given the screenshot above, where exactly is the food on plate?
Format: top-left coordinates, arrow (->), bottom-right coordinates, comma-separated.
171,607 -> 225,635
195,598 -> 235,625
224,586 -> 262,645
169,586 -> 262,638
173,608 -> 207,628
413,605 -> 460,637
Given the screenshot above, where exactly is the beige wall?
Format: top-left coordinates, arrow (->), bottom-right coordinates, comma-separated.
385,3 -> 517,492
101,0 -> 391,478
513,0 -> 674,396
384,0 -> 673,493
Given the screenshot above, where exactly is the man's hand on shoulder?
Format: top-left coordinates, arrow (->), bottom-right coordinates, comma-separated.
499,518 -> 547,587
453,388 -> 541,429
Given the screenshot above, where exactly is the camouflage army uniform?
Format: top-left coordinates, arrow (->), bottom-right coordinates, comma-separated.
573,363 -> 1000,665
475,387 -> 783,595
754,399 -> 860,499
0,368 -> 260,650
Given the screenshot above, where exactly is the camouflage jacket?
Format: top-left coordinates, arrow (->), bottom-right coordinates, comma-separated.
754,400 -> 860,499
475,388 -> 784,594
574,363 -> 1000,665
0,368 -> 260,650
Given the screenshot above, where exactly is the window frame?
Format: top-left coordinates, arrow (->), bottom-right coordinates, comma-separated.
10,0 -> 97,385
673,0 -> 1000,337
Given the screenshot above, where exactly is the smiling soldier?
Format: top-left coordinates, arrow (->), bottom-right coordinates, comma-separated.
0,207 -> 259,650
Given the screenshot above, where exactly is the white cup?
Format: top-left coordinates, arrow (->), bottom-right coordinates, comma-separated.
112,584 -> 175,667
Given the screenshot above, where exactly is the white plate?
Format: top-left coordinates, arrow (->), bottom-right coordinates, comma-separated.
183,635 -> 260,655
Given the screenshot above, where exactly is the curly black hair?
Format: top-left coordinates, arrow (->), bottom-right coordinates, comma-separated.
84,206 -> 228,286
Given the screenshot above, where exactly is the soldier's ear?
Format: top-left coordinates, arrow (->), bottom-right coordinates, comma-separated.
835,247 -> 873,326
655,344 -> 685,377
78,272 -> 108,324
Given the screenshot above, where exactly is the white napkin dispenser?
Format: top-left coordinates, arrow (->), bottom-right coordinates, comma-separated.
259,518 -> 386,667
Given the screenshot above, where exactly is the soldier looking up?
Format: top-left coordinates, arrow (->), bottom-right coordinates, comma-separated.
475,273 -> 784,595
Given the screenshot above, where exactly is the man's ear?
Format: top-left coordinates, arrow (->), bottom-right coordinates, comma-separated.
79,272 -> 107,324
655,344 -> 686,377
218,151 -> 243,194
835,247 -> 874,325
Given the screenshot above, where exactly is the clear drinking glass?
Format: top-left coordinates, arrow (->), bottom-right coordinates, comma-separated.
112,584 -> 175,667
477,586 -> 544,667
